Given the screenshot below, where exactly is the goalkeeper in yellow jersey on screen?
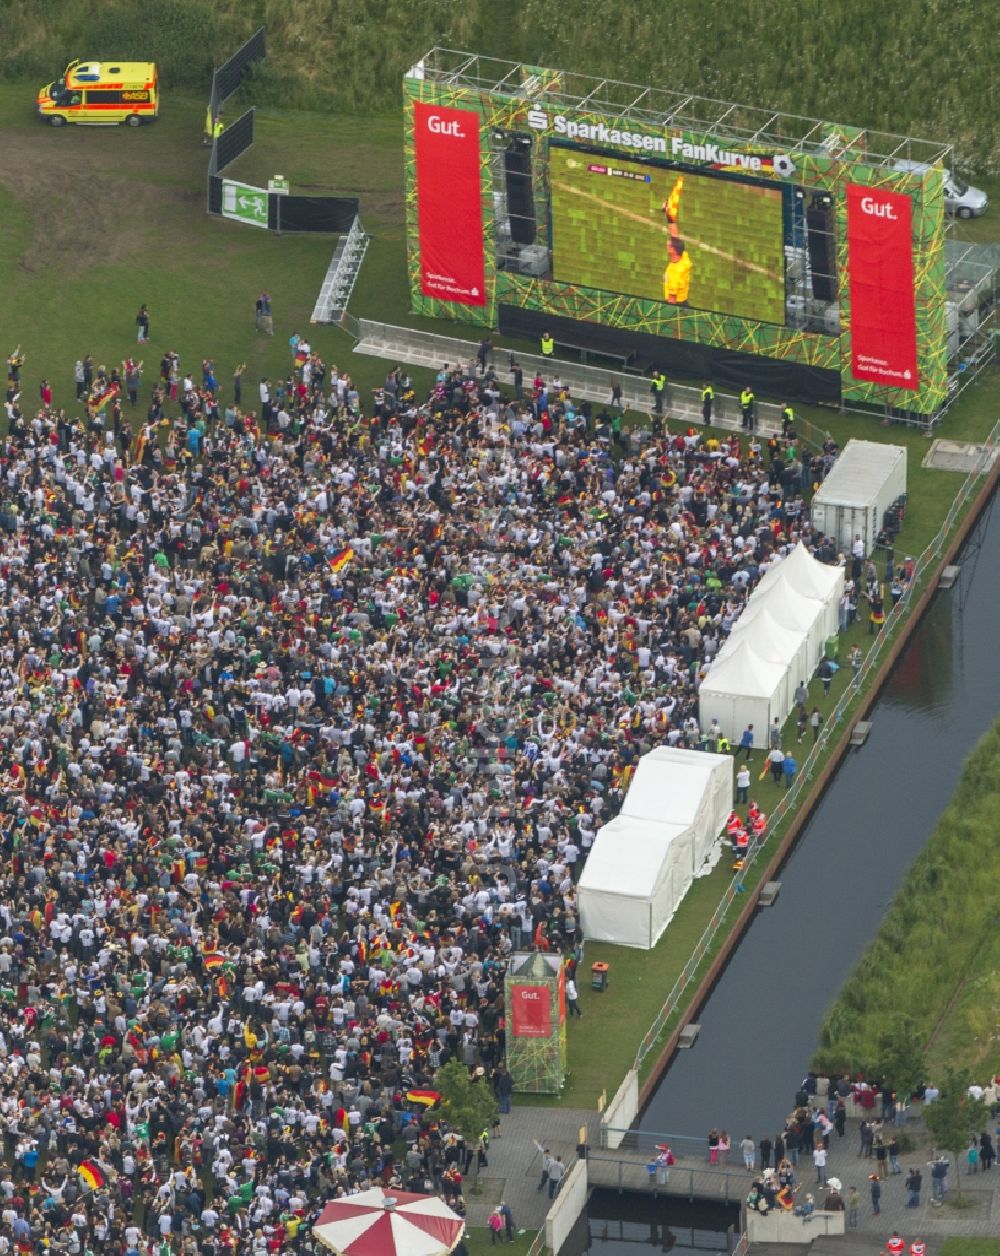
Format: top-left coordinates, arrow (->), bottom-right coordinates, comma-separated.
661,174 -> 692,304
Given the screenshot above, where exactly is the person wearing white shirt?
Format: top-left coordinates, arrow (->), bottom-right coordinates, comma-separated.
565,978 -> 582,1017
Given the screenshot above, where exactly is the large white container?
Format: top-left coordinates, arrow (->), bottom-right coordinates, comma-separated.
810,440 -> 907,556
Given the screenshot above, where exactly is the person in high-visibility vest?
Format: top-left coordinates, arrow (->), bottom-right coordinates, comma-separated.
701,383 -> 714,425
213,115 -> 224,140
540,332 -> 555,358
650,370 -> 666,415
203,104 -> 214,146
781,402 -> 794,436
740,386 -> 755,431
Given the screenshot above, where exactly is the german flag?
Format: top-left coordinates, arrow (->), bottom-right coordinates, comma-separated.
328,546 -> 354,574
405,1088 -> 441,1108
78,1160 -> 105,1191
202,952 -> 226,970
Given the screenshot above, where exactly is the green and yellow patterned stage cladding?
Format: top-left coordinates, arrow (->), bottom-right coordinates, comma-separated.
403,65 -> 948,416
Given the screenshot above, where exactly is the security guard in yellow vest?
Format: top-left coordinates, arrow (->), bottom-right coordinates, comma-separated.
701,383 -> 714,426
540,332 -> 555,358
213,116 -> 224,140
651,369 -> 666,415
740,385 -> 755,431
781,402 -> 794,436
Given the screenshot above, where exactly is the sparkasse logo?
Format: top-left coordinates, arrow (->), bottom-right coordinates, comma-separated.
527,108 -> 548,131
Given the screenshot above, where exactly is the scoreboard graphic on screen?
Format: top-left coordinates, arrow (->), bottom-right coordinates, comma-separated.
404,52 -> 951,416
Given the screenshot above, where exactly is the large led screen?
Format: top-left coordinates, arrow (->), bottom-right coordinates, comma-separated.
549,146 -> 786,325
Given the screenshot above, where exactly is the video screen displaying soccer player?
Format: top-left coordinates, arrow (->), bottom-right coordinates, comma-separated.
549,146 -> 786,324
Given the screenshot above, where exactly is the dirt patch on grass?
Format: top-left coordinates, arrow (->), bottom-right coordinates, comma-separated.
0,124 -> 203,277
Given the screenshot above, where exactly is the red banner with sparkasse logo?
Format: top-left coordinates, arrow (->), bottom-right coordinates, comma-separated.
511,984 -> 551,1038
846,184 -> 918,390
413,101 -> 485,307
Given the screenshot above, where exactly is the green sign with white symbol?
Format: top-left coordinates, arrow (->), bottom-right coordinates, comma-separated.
221,179 -> 268,229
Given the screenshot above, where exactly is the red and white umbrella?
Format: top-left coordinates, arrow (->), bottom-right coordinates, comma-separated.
313,1187 -> 465,1256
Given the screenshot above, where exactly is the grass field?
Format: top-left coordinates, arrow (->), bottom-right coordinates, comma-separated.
1,2 -> 997,173
0,83 -> 503,414
0,84 -> 356,407
940,1242 -> 1000,1256
464,1228 -> 538,1256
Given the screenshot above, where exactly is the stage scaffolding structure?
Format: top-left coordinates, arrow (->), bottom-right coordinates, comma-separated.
405,49 -> 993,427
409,48 -> 952,170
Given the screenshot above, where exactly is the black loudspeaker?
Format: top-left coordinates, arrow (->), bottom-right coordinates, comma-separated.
505,139 -> 536,245
806,198 -> 837,303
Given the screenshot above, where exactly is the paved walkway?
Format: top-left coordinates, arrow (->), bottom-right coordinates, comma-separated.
466,1103 -> 595,1231
797,1113 -> 1000,1242
472,1104 -> 1000,1246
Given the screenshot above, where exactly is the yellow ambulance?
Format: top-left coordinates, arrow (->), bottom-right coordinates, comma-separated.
37,60 -> 159,127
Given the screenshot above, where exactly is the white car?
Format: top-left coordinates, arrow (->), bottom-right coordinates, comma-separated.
894,159 -> 988,218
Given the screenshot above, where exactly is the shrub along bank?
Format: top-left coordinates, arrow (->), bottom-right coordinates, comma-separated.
813,719 -> 1000,1082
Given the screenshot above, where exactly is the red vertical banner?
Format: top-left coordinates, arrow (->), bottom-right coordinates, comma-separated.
511,984 -> 551,1038
557,965 -> 566,1025
846,185 -> 918,390
413,101 -> 486,307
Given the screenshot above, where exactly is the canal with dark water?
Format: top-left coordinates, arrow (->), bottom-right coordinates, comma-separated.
563,1192 -> 740,1256
636,487 -> 1000,1143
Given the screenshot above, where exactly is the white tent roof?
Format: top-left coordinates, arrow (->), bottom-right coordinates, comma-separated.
756,542 -> 843,602
727,581 -> 818,637
723,605 -> 807,669
623,752 -> 725,827
640,746 -> 733,845
812,440 -> 906,506
578,749 -> 733,949
698,638 -> 786,698
577,814 -> 688,900
700,545 -> 842,748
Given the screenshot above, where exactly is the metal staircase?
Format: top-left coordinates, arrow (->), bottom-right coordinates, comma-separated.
311,216 -> 369,324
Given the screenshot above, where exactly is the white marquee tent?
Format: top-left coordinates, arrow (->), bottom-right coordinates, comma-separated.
723,606 -> 810,703
755,543 -> 844,640
734,576 -> 828,667
696,639 -> 790,748
699,544 -> 845,748
643,745 -> 732,842
578,749 -> 733,950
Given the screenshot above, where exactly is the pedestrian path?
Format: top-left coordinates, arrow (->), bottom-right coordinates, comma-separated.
472,1104 -> 1000,1247
802,1115 -> 1000,1241
466,1104 -> 595,1230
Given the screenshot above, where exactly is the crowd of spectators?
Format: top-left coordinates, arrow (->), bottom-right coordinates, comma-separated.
0,338 -> 844,1253
741,1073 -> 1000,1226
